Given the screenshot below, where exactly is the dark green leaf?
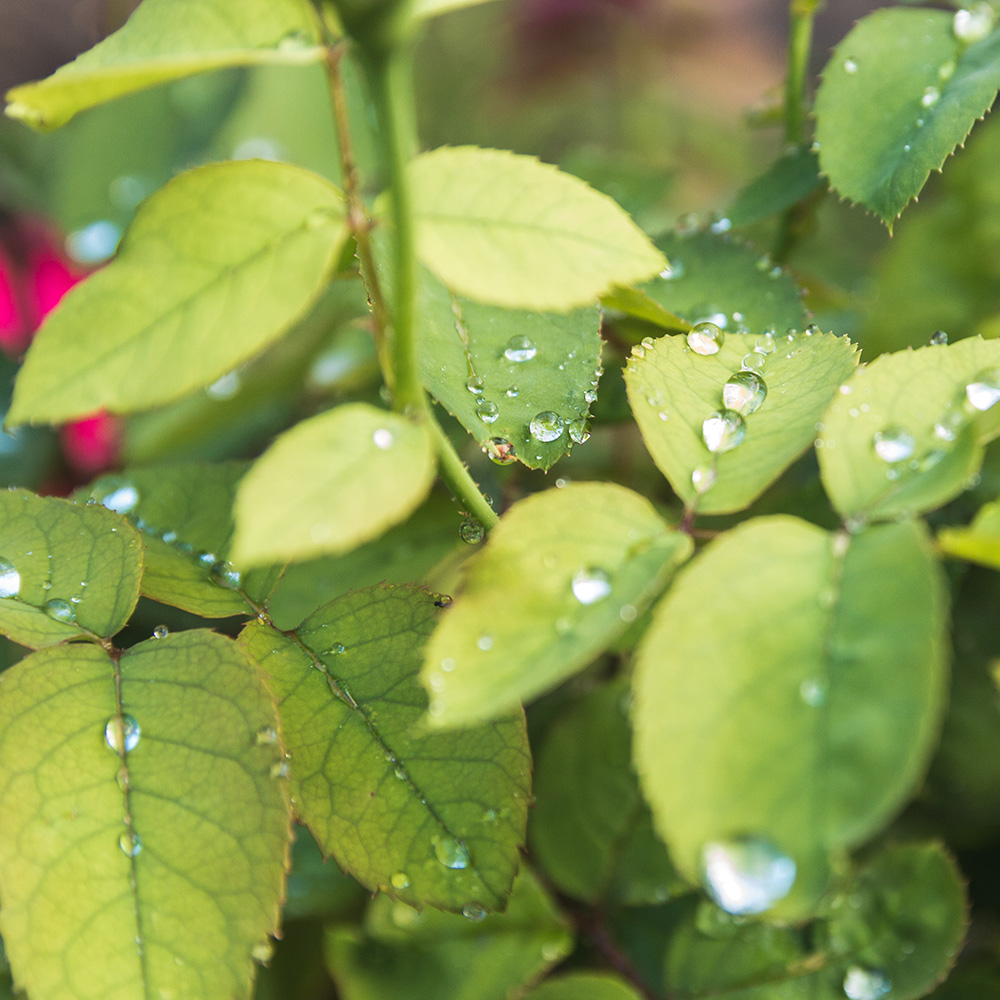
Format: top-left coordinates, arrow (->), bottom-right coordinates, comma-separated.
727,147 -> 823,228
521,973 -> 643,1000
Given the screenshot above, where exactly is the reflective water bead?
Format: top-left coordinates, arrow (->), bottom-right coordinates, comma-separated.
101,484 -> 139,515
965,368 -> 1000,411
843,965 -> 892,1000
462,904 -> 487,922
256,726 -> 278,746
954,3 -> 995,43
466,375 -> 484,394
660,260 -> 685,280
504,335 -> 537,362
153,625 -> 169,640
270,761 -> 290,779
692,465 -> 717,493
476,399 -> 500,424
930,329 -> 949,345
934,407 -> 966,441
844,57 -> 858,73
432,834 -> 470,869
799,678 -> 827,707
477,635 -> 493,651
119,830 -> 142,857
211,561 -> 241,588
709,216 -> 732,234
252,940 -> 274,964
530,411 -> 565,443
722,371 -> 767,416
459,518 -> 485,544
0,558 -> 20,599
754,330 -> 776,354
390,871 -> 411,890
44,599 -> 76,623
687,322 -> 725,355
702,410 -> 747,453
372,428 -> 394,450
105,715 -> 141,754
572,567 -> 612,605
568,418 -> 591,444
921,85 -> 940,108
741,352 -> 766,374
505,385 -> 519,398
872,427 -> 915,463
484,437 -> 517,465
701,837 -> 797,915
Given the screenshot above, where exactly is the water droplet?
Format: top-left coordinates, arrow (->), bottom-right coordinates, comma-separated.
660,260 -> 685,280
0,558 -> 20,599
466,375 -> 484,394
270,760 -> 290,779
432,834 -> 470,869
935,406 -> 966,441
459,518 -> 485,544
390,871 -> 411,889
965,368 -> 1000,411
741,352 -> 766,374
252,940 -> 274,964
722,372 -> 767,415
692,465 -> 717,493
754,330 -> 776,355
100,484 -> 139,515
572,567 -> 612,605
505,385 -> 519,398
799,678 -> 827,707
462,904 -> 487,922
921,85 -> 940,108
210,560 -> 241,589
206,371 -> 241,400
568,418 -> 591,444
119,830 -> 142,857
702,410 -> 747,453
330,642 -> 346,655
843,965 -> 892,1000
372,428 -> 394,450
476,399 -> 500,424
844,58 -> 858,73
484,437 -> 517,465
687,322 -> 725,355
872,427 -> 915,463
65,220 -> 122,265
256,726 -> 278,746
504,336 -> 537,362
477,635 -> 493,651
152,625 -> 168,640
930,329 -> 949,345
954,3 -> 995,43
701,837 -> 797,915
105,715 -> 141,754
709,216 -> 732,234
939,59 -> 957,81
530,411 -> 565,443
44,599 -> 75,623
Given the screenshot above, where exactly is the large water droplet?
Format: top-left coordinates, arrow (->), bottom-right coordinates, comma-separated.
572,567 -> 612,605
119,830 -> 142,857
701,837 -> 797,915
965,369 -> 1000,411
44,599 -> 76,623
462,904 -> 487,922
702,410 -> 747,453
459,518 -> 485,544
843,965 -> 892,1000
530,412 -> 565,443
211,560 -> 241,589
687,323 -> 725,356
568,418 -> 591,444
930,330 -> 949,346
101,484 -> 139,515
432,834 -> 470,869
722,372 -> 767,415
504,336 -> 537,362
65,220 -> 122,265
0,558 -> 20,599
476,399 -> 500,424
153,625 -> 169,640
105,715 -> 141,754
466,375 -> 484,395
390,871 -> 411,889
872,427 -> 915,463
954,3 -> 995,43
484,437 -> 517,465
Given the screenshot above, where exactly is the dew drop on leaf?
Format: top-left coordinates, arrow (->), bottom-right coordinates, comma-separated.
466,375 -> 485,394
754,330 -> 776,354
702,410 -> 747,453
701,836 -> 797,915
484,436 -> 517,465
0,558 -> 20,598
921,86 -> 941,108
476,634 -> 493,651
255,726 -> 278,746
529,411 -> 565,442
462,904 -> 487,922
934,406 -> 966,441
476,399 -> 500,424
799,677 -> 827,707
152,625 -> 168,639
372,428 -> 394,450
843,965 -> 893,1000
687,322 -> 725,355
965,369 -> 1000,411
432,834 -> 470,869
270,761 -> 290,779
742,352 -> 766,374
692,465 -> 717,493
105,715 -> 141,754
568,418 -> 591,444
505,385 -> 519,398
722,372 -> 767,415
872,427 -> 915,463
504,335 -> 537,362
660,260 -> 685,280
459,518 -> 485,544
930,330 -> 949,345
211,560 -> 241,588
954,3 -> 995,43
100,483 -> 139,515
390,871 -> 411,889
118,830 -> 142,857
252,940 -> 274,965
843,57 -> 858,74
571,567 -> 612,605
43,598 -> 76,623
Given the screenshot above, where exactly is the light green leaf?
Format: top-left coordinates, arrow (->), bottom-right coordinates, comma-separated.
530,681 -> 682,906
0,632 -> 291,1000
324,867 -> 572,1000
633,517 -> 948,919
5,0 -> 324,131
240,585 -> 530,913
727,147 -> 823,228
0,489 -> 142,648
939,498 -> 1000,568
8,161 -> 348,426
231,403 -> 436,568
814,7 -> 1000,224
817,337 -> 1000,522
412,0 -> 502,18
522,973 -> 643,1000
637,230 -> 808,335
600,285 -> 690,332
409,146 -> 665,311
625,329 -> 858,515
421,483 -> 692,729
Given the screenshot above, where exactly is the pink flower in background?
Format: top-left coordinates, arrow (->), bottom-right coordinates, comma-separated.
60,411 -> 122,475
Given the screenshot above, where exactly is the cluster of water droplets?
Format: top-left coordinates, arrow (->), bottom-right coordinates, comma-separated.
0,551 -> 86,623
104,713 -> 143,859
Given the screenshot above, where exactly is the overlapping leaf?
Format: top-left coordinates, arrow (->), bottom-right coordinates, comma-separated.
633,516 -> 948,919
8,161 -> 348,426
939,498 -> 1000,568
240,585 -> 531,913
0,489 -> 142,648
727,147 -> 824,228
625,330 -> 858,515
522,974 -> 643,1000
814,7 -> 1000,224
0,632 -> 291,1000
421,483 -> 692,729
5,0 -> 324,130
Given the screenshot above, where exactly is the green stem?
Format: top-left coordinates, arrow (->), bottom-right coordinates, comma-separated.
429,421 -> 499,529
785,0 -> 823,146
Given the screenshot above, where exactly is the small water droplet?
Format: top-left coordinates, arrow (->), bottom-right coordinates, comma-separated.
965,368 -> 1000,411
702,410 -> 747,453
930,330 -> 949,345
466,375 -> 484,394
256,726 -> 278,746
0,558 -> 20,598
504,336 -> 537,362
530,411 -> 565,443
709,216 -> 732,234
935,406 -> 966,441
206,371 -> 241,400
660,260 -> 685,280
432,834 -> 470,869
252,940 -> 274,964
939,59 -> 957,82
687,322 -> 725,356
476,399 -> 500,424
119,830 -> 142,857
505,385 -> 519,398
572,567 -> 612,605
741,352 -> 767,374
105,715 -> 141,754
372,428 -> 394,450
701,836 -> 797,915
44,599 -> 76,623
872,427 -> 915,463
921,85 -> 940,108
692,465 -> 717,493
329,642 -> 346,655
65,220 -> 122,265
391,871 -> 411,889
484,437 -> 517,465
799,678 -> 827,707
754,330 -> 776,355
270,761 -> 290,779
462,904 -> 487,922
100,484 -> 139,515
211,560 -> 241,589
152,625 -> 168,640
843,965 -> 892,1000
477,635 -> 493,651
954,3 -> 995,43
459,518 -> 485,544
844,58 -> 858,73
568,418 -> 591,444
722,372 -> 767,415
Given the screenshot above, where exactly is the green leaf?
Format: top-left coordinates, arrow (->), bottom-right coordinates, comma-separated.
4,0 -> 324,131
636,229 -> 808,335
324,867 -> 572,1000
421,483 -> 693,729
817,337 -> 1000,522
0,489 -> 142,648
8,161 -> 348,426
408,146 -> 666,311
625,329 -> 858,515
600,285 -> 690,332
939,498 -> 1000,568
522,973 -> 644,1000
530,681 -> 682,906
412,0 -> 502,18
814,7 -> 1000,224
632,516 -> 948,919
231,403 -> 436,568
727,147 -> 823,228
239,585 -> 530,913
0,632 -> 291,1000
82,464 -> 253,618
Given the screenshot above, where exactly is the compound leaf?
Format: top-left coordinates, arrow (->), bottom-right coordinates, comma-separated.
0,632 -> 291,1000
625,330 -> 858,515
9,161 -> 348,426
0,489 -> 142,648
633,516 -> 948,919
5,0 -> 324,131
240,585 -> 531,913
421,483 -> 692,729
